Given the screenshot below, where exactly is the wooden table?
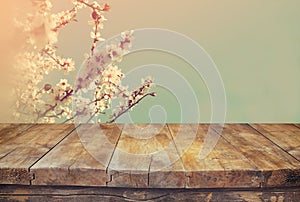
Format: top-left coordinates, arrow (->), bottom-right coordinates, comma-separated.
0,124 -> 299,201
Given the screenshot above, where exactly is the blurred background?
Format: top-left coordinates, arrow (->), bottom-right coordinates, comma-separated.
0,0 -> 299,123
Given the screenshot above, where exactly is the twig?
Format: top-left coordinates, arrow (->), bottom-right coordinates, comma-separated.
107,92 -> 155,123
52,6 -> 78,32
60,90 -> 74,102
42,49 -> 65,67
36,103 -> 57,122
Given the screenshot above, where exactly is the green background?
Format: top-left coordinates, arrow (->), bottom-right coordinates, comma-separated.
3,0 -> 298,123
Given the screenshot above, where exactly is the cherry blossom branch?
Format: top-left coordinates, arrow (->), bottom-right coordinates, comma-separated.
90,17 -> 99,55
60,89 -> 74,102
62,96 -> 106,123
76,0 -> 110,55
36,86 -> 73,121
44,109 -> 64,118
52,6 -> 78,32
107,92 -> 156,123
62,109 -> 86,124
37,103 -> 57,121
41,48 -> 72,69
77,0 -> 110,12
13,1 -> 155,124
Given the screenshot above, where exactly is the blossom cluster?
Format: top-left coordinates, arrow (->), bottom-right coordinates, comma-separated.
73,30 -> 155,123
12,0 -> 155,123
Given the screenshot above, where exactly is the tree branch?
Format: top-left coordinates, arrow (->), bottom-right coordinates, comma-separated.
107,92 -> 155,123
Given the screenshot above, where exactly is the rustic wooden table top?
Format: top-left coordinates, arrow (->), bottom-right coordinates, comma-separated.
0,123 -> 299,189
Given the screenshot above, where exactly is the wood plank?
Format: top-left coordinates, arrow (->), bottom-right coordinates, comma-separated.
0,124 -> 34,160
251,124 -> 300,133
0,124 -> 74,185
0,185 -> 299,202
31,124 -> 122,186
250,124 -> 300,161
1,123 -> 300,189
149,124 -> 185,188
107,124 -> 185,188
0,124 -> 12,130
294,124 -> 300,129
219,124 -> 300,187
0,124 -> 34,145
168,124 -> 261,188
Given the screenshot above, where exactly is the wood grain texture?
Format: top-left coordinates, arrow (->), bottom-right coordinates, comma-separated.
168,124 -> 261,188
0,185 -> 299,202
250,124 -> 300,161
1,124 -> 300,190
0,124 -> 34,162
0,124 -> 73,184
0,124 -> 12,130
107,124 -> 185,188
0,124 -> 34,145
31,124 -> 122,186
219,124 -> 300,188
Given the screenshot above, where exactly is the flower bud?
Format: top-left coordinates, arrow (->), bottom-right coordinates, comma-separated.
102,4 -> 110,12
92,11 -> 99,20
44,84 -> 52,91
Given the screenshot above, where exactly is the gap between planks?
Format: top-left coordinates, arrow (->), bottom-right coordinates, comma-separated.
294,124 -> 300,129
30,124 -> 123,186
105,124 -> 124,185
0,124 -> 75,185
248,124 -> 300,163
28,124 -> 78,184
105,124 -> 185,188
215,124 -> 300,188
